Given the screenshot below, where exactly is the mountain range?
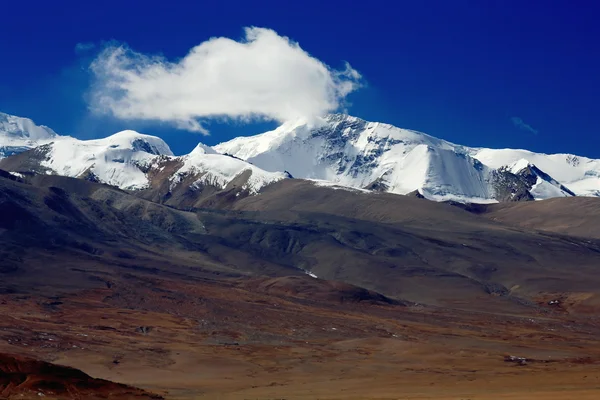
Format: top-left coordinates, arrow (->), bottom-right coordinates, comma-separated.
1,111 -> 599,204
3,110 -> 600,399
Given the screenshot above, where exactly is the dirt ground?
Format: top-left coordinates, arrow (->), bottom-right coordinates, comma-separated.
1,274 -> 600,399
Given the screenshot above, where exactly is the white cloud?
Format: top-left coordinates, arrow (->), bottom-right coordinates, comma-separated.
75,42 -> 95,53
89,27 -> 362,134
511,116 -> 538,135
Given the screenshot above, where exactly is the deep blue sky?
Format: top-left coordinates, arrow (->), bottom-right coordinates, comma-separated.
1,0 -> 599,156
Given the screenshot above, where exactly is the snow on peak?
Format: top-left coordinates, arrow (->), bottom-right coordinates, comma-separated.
214,113 -> 493,202
40,131 -> 173,190
472,148 -> 600,198
0,112 -> 57,141
0,112 -> 284,196
169,140 -> 287,195
509,158 -> 531,174
214,113 -> 600,202
0,112 -> 60,159
5,110 -> 600,203
172,148 -> 287,195
99,130 -> 174,156
190,142 -> 218,155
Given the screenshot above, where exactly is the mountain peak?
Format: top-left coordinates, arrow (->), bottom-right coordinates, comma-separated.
323,113 -> 363,124
0,112 -> 60,159
0,112 -> 57,141
215,113 -> 480,200
0,129 -> 173,190
189,142 -> 218,155
215,114 -> 600,203
98,130 -> 174,156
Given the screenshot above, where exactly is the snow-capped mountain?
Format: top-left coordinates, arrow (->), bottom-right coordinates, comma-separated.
0,113 -> 288,198
215,114 -> 600,202
216,115 -> 496,202
3,111 -> 600,204
169,142 -> 288,195
34,130 -> 174,189
0,112 -> 58,158
471,149 -> 600,197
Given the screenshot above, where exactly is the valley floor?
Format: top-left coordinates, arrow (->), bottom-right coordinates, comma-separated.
1,273 -> 600,399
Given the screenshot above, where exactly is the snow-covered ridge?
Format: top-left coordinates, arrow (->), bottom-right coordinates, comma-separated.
36,133 -> 287,193
471,148 -> 600,197
39,130 -> 174,190
0,112 -> 57,141
215,114 -> 495,202
0,112 -> 287,194
0,112 -> 59,159
3,111 -> 600,203
170,142 -> 288,195
215,113 -> 600,202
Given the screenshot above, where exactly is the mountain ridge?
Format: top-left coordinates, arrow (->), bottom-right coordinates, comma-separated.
2,111 -> 599,203
0,114 -> 289,200
216,113 -> 599,202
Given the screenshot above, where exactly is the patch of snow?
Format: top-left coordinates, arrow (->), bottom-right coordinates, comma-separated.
304,270 -> 318,278
509,158 -> 531,174
309,179 -> 372,193
421,190 -> 499,204
0,112 -> 57,141
190,142 -> 219,155
529,177 -> 571,200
